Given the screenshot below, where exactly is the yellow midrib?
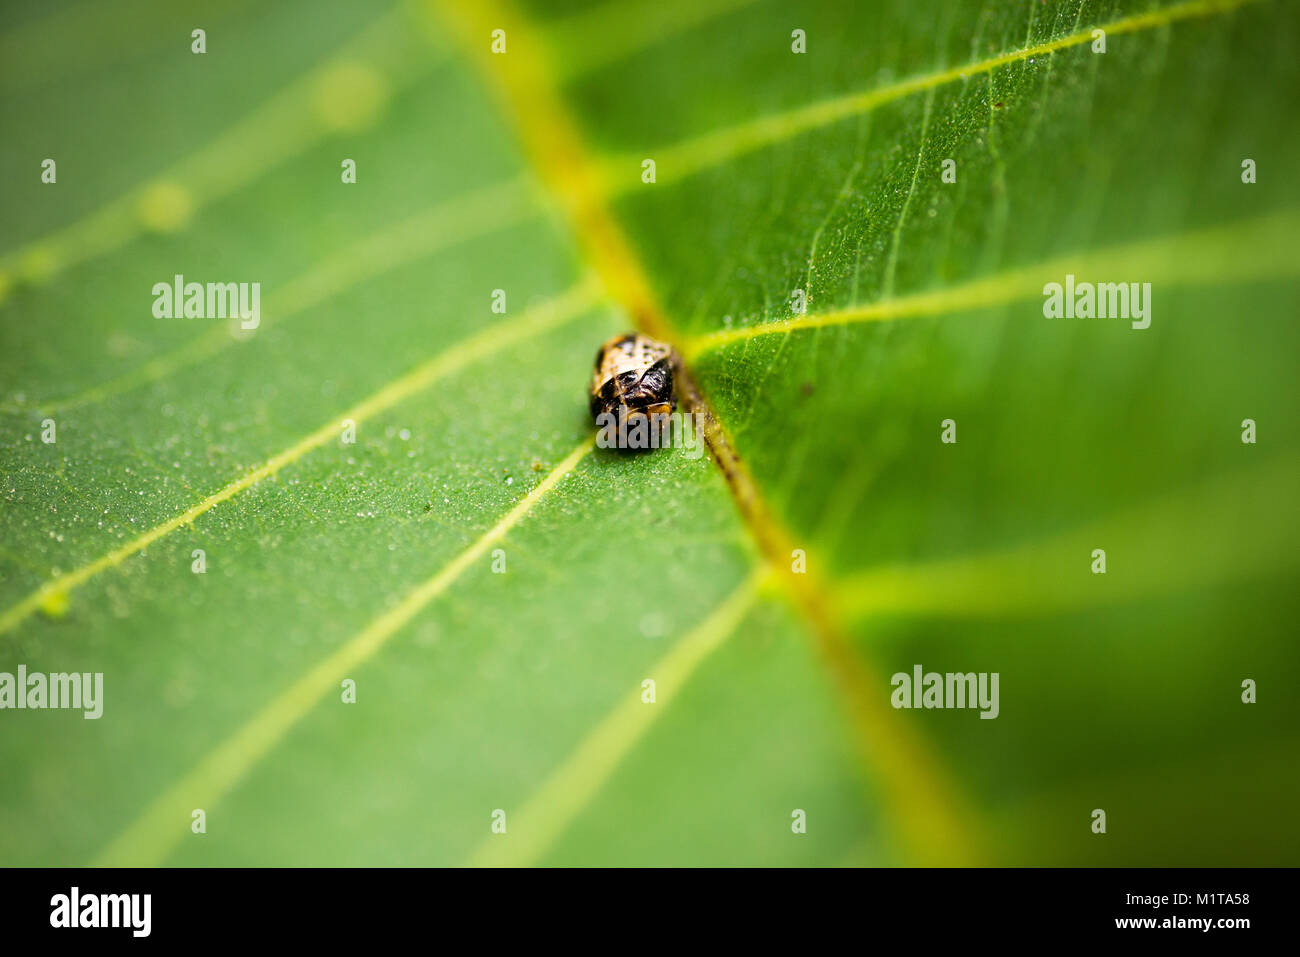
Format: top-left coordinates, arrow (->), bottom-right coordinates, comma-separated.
428,0 -> 1270,867
10,0 -> 1264,408
5,0 -> 1267,867
434,0 -> 987,866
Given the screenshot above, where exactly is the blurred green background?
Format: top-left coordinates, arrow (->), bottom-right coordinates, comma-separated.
1,0 -> 1298,866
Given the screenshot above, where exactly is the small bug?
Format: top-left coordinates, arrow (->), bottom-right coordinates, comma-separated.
589,333 -> 679,423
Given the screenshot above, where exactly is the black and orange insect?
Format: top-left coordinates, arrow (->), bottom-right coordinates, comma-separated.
589,333 -> 679,422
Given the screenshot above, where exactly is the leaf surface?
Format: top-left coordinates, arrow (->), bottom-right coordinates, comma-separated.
1,0 -> 1297,865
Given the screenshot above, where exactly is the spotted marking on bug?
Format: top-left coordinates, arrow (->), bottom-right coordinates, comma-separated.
589,333 -> 679,423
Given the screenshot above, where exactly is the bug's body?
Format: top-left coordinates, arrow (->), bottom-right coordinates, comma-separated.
589,333 -> 678,422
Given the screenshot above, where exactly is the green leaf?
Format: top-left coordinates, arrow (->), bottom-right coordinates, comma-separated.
2,0 -> 1297,866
